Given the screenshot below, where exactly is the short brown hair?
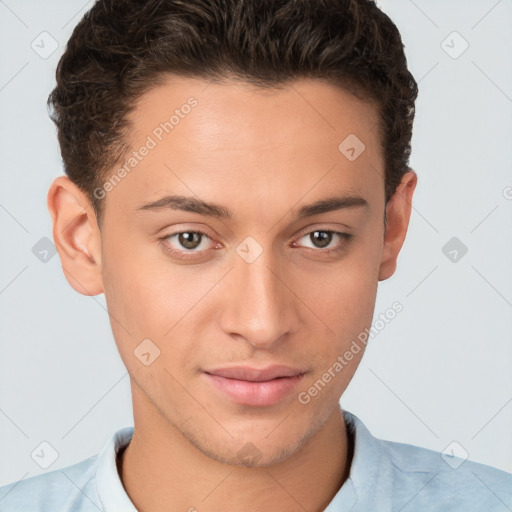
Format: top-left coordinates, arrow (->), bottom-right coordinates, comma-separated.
48,0 -> 418,226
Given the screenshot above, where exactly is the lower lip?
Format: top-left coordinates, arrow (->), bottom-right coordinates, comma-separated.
204,373 -> 305,406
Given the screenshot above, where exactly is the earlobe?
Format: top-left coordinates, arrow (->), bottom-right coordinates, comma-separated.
378,170 -> 417,281
47,176 -> 104,296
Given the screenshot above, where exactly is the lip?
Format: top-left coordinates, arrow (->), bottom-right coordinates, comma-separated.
203,365 -> 306,406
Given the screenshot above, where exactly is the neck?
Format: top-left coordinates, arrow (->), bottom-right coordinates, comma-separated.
118,388 -> 353,512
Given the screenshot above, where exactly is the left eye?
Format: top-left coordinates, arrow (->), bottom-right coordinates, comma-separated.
294,230 -> 352,251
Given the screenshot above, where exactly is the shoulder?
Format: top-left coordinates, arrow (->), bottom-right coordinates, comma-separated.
0,455 -> 103,512
343,410 -> 512,511
378,435 -> 512,511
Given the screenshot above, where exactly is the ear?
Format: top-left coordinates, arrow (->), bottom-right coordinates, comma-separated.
378,170 -> 417,281
47,176 -> 104,296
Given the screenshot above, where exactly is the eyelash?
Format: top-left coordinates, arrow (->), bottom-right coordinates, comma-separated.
159,228 -> 354,260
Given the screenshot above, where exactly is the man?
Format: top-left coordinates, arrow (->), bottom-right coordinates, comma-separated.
1,0 -> 511,510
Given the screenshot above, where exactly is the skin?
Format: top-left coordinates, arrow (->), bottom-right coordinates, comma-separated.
47,76 -> 416,512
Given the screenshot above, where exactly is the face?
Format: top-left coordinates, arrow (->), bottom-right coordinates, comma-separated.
49,76 -> 416,467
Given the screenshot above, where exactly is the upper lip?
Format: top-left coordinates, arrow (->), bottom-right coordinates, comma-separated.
204,365 -> 306,382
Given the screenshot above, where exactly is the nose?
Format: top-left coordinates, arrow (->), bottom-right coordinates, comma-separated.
218,247 -> 298,349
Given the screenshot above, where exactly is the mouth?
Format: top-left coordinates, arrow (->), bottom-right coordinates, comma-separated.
203,365 -> 306,406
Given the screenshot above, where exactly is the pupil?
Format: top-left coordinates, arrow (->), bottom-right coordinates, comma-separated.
177,231 -> 332,251
179,232 -> 201,249
312,231 -> 331,248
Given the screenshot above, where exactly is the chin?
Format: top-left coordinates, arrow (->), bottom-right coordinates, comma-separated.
182,415 -> 326,468
201,438 -> 305,468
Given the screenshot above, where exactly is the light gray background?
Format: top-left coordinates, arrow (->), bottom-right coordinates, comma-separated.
1,0 -> 511,487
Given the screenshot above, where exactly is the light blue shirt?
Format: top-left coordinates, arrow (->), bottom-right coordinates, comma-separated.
1,409 -> 511,511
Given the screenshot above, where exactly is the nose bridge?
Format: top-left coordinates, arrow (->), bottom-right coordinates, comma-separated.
220,238 -> 295,347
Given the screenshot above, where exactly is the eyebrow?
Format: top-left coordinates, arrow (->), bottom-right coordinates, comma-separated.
136,194 -> 369,219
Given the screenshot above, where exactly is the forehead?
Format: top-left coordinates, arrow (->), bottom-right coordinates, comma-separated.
103,76 -> 384,220
130,75 -> 380,151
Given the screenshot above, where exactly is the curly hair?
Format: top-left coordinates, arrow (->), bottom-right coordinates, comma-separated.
47,0 -> 418,226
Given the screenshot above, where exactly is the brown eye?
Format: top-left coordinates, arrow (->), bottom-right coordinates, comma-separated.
177,232 -> 203,250
309,230 -> 332,249
294,229 -> 354,254
160,229 -> 216,260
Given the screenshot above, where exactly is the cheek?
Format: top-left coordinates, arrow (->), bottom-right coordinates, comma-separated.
293,236 -> 381,388
101,238 -> 215,365
99,233 -> 172,361
305,241 -> 380,328
101,229 -> 174,323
